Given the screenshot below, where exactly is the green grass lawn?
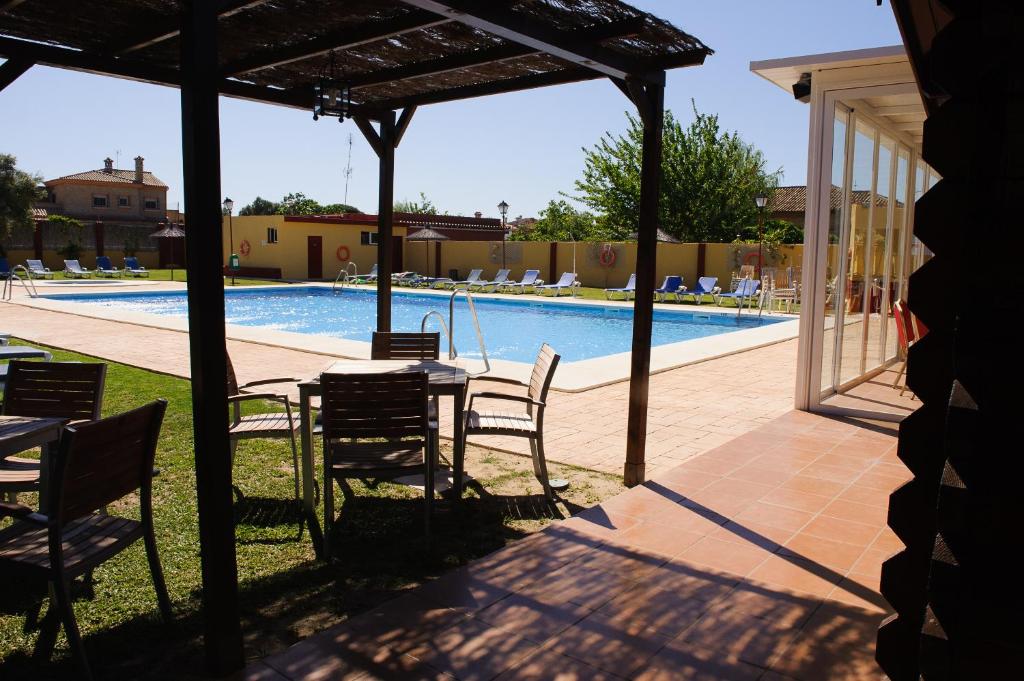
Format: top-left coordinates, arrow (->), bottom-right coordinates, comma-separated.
0,341 -> 622,680
32,269 -> 283,286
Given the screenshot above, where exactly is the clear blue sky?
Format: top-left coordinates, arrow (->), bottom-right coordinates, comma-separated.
0,1 -> 901,220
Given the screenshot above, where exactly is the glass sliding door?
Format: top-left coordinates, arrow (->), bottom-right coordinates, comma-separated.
819,105 -> 851,395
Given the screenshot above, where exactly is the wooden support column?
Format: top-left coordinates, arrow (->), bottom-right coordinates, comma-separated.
93,221 -> 104,256
619,75 -> 664,487
179,1 -> 243,675
0,58 -> 32,93
355,106 -> 415,332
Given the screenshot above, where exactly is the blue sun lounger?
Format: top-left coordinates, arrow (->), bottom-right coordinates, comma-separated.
654,275 -> 684,302
678,276 -> 720,304
95,256 -> 122,277
124,257 -> 150,277
715,278 -> 760,308
605,273 -> 637,300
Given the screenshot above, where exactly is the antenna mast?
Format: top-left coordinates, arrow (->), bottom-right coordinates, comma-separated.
343,132 -> 354,205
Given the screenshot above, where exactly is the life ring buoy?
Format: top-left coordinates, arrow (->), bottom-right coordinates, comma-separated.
239,240 -> 251,256
743,251 -> 762,267
336,245 -> 350,262
598,244 -> 617,268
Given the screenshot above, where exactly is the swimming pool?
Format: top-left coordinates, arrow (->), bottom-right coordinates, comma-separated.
47,287 -> 785,364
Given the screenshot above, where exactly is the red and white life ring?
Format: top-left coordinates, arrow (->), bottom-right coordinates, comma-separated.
743,251 -> 762,267
598,244 -> 617,268
336,245 -> 350,262
239,239 -> 251,256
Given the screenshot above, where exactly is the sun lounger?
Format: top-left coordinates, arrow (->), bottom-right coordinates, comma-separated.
536,272 -> 578,297
355,264 -> 378,283
25,260 -> 54,279
0,258 -> 10,280
124,257 -> 150,277
498,269 -> 542,294
95,256 -> 122,278
715,278 -> 760,308
412,276 -> 452,289
470,269 -> 511,292
605,273 -> 637,300
63,259 -> 93,278
654,275 -> 684,302
392,271 -> 421,286
678,276 -> 720,304
447,268 -> 483,289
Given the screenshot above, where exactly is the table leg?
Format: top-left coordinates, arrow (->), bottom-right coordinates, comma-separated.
299,385 -> 323,557
452,386 -> 466,499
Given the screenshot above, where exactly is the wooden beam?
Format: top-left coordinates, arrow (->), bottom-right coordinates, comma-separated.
348,17 -> 646,91
623,76 -> 664,487
0,58 -> 31,92
178,0 -> 244,675
109,0 -> 271,55
222,10 -> 451,77
394,106 -> 417,147
0,35 -> 385,119
874,104 -> 926,116
397,0 -> 661,82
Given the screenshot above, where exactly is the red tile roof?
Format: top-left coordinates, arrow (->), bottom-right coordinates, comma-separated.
46,168 -> 168,188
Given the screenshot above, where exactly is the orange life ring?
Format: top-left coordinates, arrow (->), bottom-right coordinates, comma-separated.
336,245 -> 350,262
598,244 -> 617,268
239,239 -> 251,256
743,251 -> 762,267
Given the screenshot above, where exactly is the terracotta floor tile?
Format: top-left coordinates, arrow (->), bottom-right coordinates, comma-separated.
708,519 -> 796,552
848,547 -> 893,578
728,464 -> 794,488
614,521 -> 705,559
824,574 -> 889,614
679,536 -> 772,576
405,617 -> 539,680
709,583 -> 822,629
343,594 -> 470,656
476,594 -> 590,644
633,639 -> 763,681
777,475 -> 846,498
821,498 -> 889,526
769,605 -> 887,680
778,533 -> 867,572
682,605 -> 801,669
759,488 -> 833,514
416,566 -> 512,613
595,583 -> 713,637
642,560 -> 740,602
493,648 -> 622,681
747,555 -> 844,599
802,515 -> 880,548
576,541 -> 670,578
701,477 -> 777,502
241,663 -> 290,680
800,463 -> 863,485
734,502 -> 815,533
518,563 -> 638,611
854,470 -> 907,492
543,614 -> 670,678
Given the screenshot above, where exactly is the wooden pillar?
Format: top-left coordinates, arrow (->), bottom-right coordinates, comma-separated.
549,242 -> 558,283
697,242 -> 706,277
93,221 -> 104,257
179,1 -> 243,675
622,76 -> 664,487
33,223 -> 43,259
435,241 -> 441,278
376,113 -> 395,331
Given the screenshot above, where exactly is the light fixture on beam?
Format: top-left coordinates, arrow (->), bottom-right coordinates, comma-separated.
313,51 -> 352,122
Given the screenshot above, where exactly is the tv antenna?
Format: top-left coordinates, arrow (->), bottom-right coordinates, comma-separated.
342,132 -> 354,205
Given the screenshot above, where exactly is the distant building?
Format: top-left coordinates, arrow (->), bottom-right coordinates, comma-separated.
769,185 -> 897,230
38,156 -> 168,224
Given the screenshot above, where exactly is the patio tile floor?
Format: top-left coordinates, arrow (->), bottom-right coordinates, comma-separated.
241,409 -> 903,681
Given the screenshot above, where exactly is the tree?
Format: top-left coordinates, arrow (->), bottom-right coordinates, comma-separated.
239,196 -> 281,215
0,153 -> 43,237
394,192 -> 439,214
275,192 -> 323,215
509,199 -> 608,242
319,203 -> 360,214
573,104 -> 780,242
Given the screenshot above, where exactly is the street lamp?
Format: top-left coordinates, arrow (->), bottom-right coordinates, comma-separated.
754,193 -> 768,278
223,197 -> 235,286
498,200 -> 509,269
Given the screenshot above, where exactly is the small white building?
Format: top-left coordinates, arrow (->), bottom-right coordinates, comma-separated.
752,46 -> 937,421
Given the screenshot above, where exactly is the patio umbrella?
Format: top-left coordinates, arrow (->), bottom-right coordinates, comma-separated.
150,222 -> 186,281
629,228 -> 681,243
406,227 -> 449,277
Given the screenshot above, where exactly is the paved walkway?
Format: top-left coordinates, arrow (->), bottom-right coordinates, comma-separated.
6,304 -> 797,477
244,410 -> 903,680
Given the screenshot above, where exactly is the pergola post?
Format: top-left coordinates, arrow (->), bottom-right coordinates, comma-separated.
0,58 -> 32,92
179,1 -> 244,675
620,75 -> 665,487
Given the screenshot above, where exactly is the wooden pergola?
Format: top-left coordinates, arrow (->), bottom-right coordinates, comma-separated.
1,0 -> 710,674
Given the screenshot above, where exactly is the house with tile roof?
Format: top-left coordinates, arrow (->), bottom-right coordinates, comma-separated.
38,156 -> 168,223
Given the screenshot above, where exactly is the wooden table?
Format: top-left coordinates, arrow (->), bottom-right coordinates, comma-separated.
297,359 -> 469,557
0,415 -> 65,502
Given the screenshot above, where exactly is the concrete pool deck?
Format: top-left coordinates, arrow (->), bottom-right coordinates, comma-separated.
4,281 -> 799,477
13,280 -> 800,392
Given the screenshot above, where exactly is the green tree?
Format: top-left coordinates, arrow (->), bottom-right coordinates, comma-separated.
509,199 -> 608,241
574,104 -> 779,242
319,203 -> 360,214
394,192 -> 439,214
0,153 -> 43,237
47,214 -> 86,260
275,192 -> 323,215
239,196 -> 281,215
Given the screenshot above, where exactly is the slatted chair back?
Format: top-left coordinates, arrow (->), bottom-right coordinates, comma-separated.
527,344 -> 561,404
371,332 -> 440,361
2,361 -> 106,422
50,400 -> 167,524
225,354 -> 241,396
320,372 -> 429,445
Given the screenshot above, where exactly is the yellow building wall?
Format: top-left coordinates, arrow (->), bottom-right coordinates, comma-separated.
223,215 -> 408,280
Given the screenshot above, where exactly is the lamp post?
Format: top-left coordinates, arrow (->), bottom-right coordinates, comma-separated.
498,200 -> 509,269
223,197 -> 235,286
754,193 -> 768,278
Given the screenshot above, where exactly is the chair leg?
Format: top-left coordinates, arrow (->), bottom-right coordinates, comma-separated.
51,578 -> 92,681
143,523 -> 173,623
323,471 -> 335,561
893,360 -> 907,391
288,431 -> 301,501
529,436 -> 553,500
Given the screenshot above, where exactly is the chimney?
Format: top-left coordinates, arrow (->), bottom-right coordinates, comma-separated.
474,211 -> 482,219
134,156 -> 144,183
103,157 -> 113,173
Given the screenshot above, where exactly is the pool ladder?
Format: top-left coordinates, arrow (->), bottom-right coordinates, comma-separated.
2,265 -> 39,301
421,286 -> 490,377
332,262 -> 358,292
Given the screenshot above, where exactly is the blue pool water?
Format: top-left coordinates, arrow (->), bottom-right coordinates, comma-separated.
48,287 -> 784,363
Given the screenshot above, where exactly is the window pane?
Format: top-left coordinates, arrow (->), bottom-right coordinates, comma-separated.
820,107 -> 848,394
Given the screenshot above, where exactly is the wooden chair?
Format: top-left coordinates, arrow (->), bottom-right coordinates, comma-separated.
1,361 -> 106,500
0,400 -> 171,681
320,371 -> 436,558
371,332 -> 440,361
463,344 -> 560,499
226,355 -> 302,501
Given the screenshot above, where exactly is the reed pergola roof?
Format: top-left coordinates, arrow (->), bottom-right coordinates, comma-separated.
0,0 -> 711,118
